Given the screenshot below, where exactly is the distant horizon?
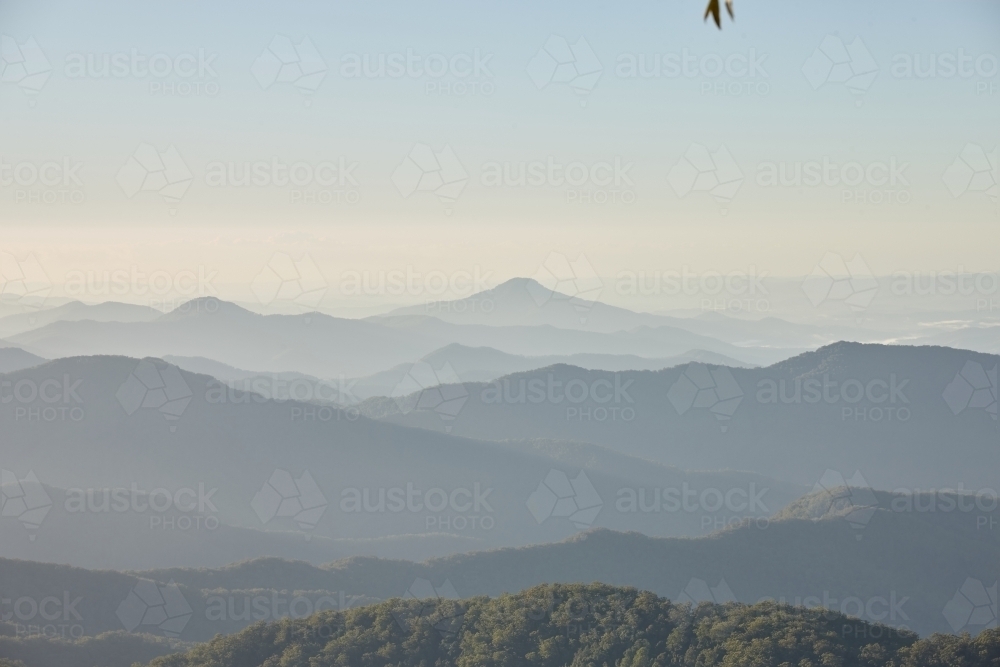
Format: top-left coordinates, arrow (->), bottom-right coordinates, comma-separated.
3,269 -> 998,326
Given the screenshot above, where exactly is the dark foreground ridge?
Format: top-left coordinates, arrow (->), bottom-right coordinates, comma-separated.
145,583 -> 997,667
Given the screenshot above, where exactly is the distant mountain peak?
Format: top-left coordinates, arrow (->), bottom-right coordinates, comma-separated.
160,297 -> 256,320
477,277 -> 551,297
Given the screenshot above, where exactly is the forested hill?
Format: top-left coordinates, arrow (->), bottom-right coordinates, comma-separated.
148,583 -> 1000,667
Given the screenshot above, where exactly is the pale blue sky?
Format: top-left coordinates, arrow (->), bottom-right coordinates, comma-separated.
0,0 -> 998,313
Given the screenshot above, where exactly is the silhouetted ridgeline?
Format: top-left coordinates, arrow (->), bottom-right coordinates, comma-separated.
147,584 -> 1000,667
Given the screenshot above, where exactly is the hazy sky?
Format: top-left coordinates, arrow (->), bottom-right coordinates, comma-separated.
1,0 -> 998,314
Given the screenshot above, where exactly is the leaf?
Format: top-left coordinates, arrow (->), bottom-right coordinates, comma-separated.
704,0 -> 722,28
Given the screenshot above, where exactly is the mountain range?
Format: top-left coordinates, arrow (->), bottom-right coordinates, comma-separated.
1,487 -> 995,647
0,355 -> 805,570
362,342 -> 1000,489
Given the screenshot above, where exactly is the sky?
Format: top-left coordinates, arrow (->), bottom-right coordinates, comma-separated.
0,0 -> 998,317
